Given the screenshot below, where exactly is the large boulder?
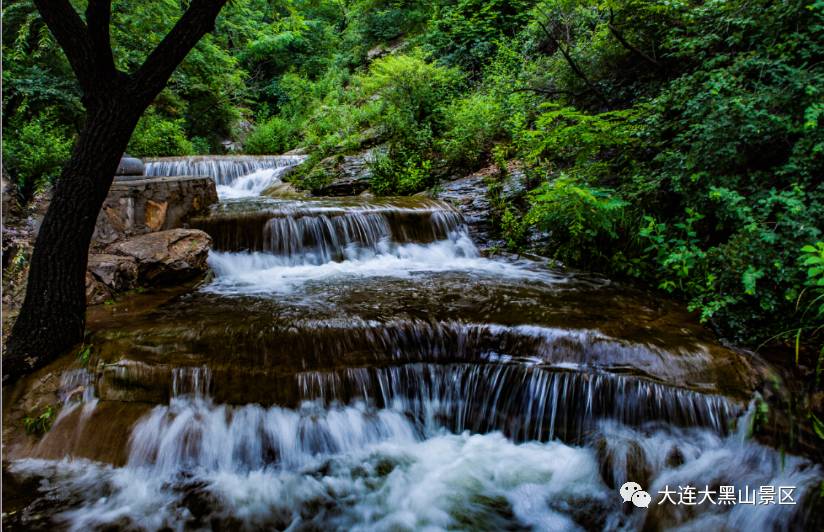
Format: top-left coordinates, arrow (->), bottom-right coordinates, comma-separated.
93,176 -> 217,247
85,229 -> 212,303
105,229 -> 212,286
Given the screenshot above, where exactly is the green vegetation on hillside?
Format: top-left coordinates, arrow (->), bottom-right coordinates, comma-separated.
3,0 -> 823,375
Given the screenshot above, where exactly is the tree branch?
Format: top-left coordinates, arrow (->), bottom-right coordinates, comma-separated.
534,10 -> 608,105
132,0 -> 230,104
608,9 -> 661,68
510,87 -> 582,98
85,0 -> 117,78
32,0 -> 98,92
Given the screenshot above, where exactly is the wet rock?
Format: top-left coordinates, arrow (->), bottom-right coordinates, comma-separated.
437,164 -> 527,250
262,181 -> 307,198
284,147 -> 309,156
85,271 -> 114,305
366,38 -> 408,62
93,176 -> 217,248
87,254 -> 139,293
103,229 -> 212,287
665,446 -> 685,468
307,147 -> 385,196
85,230 -> 211,304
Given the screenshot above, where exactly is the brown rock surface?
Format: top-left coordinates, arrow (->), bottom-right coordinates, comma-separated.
93,175 -> 217,247
103,228 -> 212,287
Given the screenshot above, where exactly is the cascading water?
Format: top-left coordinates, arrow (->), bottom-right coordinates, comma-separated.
144,155 -> 305,198
6,188 -> 822,530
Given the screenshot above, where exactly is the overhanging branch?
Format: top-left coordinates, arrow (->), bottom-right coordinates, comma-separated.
534,9 -> 608,105
132,0 -> 230,104
85,0 -> 117,78
608,9 -> 661,68
32,0 -> 98,91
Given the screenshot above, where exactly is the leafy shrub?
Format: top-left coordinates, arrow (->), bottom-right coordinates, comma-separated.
422,0 -> 535,72
127,112 -> 194,157
370,150 -> 433,195
23,405 -> 55,436
190,136 -> 211,155
244,116 -> 300,155
492,0 -> 824,352
3,111 -> 73,197
357,52 -> 461,140
525,175 -> 628,262
440,92 -> 506,169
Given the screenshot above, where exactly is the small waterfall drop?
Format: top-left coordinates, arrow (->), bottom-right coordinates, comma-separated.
144,155 -> 305,198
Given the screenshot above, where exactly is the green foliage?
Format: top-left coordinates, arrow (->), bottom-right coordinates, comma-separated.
520,104 -> 641,180
370,150 -> 433,195
440,92 -> 506,169
358,52 -> 461,138
525,175 -> 628,262
799,242 -> 824,381
78,344 -> 92,366
492,0 -> 824,352
23,405 -> 55,436
422,0 -> 535,72
3,111 -> 73,195
127,112 -> 194,158
244,116 -> 300,155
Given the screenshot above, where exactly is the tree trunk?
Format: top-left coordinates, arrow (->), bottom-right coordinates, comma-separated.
3,96 -> 140,382
4,0 -> 229,383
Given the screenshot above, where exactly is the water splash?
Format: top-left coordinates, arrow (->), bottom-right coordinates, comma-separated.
54,369 -> 98,424
10,404 -> 821,531
58,369 -> 97,407
215,167 -> 293,198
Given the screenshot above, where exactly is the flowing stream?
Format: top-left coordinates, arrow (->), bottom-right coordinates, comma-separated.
145,155 -> 305,198
6,157 -> 822,531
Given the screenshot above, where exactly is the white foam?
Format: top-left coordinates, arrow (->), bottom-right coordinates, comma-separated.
215,167 -> 287,199
204,232 -> 551,295
10,413 -> 820,531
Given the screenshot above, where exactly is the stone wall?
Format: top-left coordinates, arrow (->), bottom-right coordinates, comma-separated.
93,176 -> 217,247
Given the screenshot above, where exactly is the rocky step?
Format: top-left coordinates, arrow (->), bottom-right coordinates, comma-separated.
86,229 -> 212,305
20,359 -> 740,467
190,197 -> 464,253
88,318 -> 757,399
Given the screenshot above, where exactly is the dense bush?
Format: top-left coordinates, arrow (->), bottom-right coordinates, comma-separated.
127,112 -> 194,158
3,112 -> 73,197
244,116 -> 300,155
439,92 -> 506,169
499,0 -> 824,354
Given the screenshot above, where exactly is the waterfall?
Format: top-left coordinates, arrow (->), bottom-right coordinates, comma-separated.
12,386 -> 819,531
171,366 -> 212,398
195,200 -> 466,254
8,169 -> 822,531
144,155 -> 305,198
58,369 -> 97,407
295,364 -> 736,440
144,155 -> 304,185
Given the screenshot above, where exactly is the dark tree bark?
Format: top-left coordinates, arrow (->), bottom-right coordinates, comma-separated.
3,0 -> 229,383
